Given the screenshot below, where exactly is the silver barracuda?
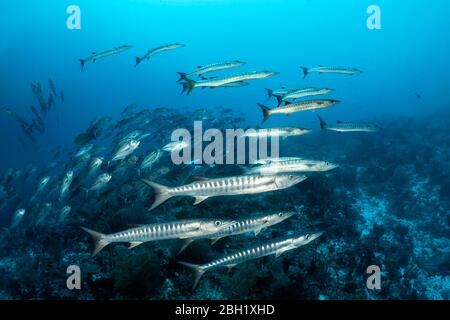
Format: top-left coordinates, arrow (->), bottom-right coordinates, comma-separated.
257,99 -> 340,123
276,88 -> 334,106
246,159 -> 339,175
79,45 -> 132,70
242,127 -> 311,139
317,115 -> 380,132
265,87 -> 301,101
177,60 -> 246,82
81,218 -> 237,256
301,65 -> 362,79
178,211 -> 296,254
142,174 -> 307,210
253,157 -> 304,165
179,232 -> 323,289
135,43 -> 185,66
180,71 -> 279,95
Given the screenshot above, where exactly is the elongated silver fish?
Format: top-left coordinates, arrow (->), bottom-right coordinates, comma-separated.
180,71 -> 278,95
246,159 -> 338,175
179,232 -> 323,289
242,127 -> 311,139
141,149 -> 163,170
135,43 -> 185,66
81,218 -> 236,256
265,87 -> 301,100
257,99 -> 339,123
301,65 -> 362,79
177,60 -> 245,82
317,115 -> 380,132
178,211 -> 296,254
142,174 -> 307,210
253,157 -> 303,165
276,88 -> 334,106
80,45 -> 132,70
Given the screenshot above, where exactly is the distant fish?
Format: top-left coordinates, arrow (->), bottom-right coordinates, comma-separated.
110,139 -> 140,162
317,115 -> 380,132
179,232 -> 323,289
257,99 -> 340,123
300,66 -> 362,79
140,149 -> 163,170
177,60 -> 245,82
241,127 -> 311,139
49,79 -> 58,97
80,45 -> 132,70
415,93 -> 422,99
47,93 -> 56,110
180,71 -> 279,95
121,103 -> 139,116
162,141 -> 189,152
135,43 -> 185,66
60,91 -> 64,102
60,170 -> 74,199
141,174 -> 307,210
10,209 -> 26,229
84,173 -> 112,196
81,218 -> 236,256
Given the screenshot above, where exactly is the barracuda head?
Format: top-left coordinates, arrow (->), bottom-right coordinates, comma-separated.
315,161 -> 339,172
291,128 -> 311,135
274,174 -> 307,189
199,219 -> 237,234
292,232 -> 323,247
264,211 -> 296,226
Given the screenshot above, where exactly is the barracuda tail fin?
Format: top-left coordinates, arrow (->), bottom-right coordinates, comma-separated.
177,72 -> 187,82
178,261 -> 206,290
265,88 -> 273,100
317,115 -> 327,130
180,78 -> 196,96
135,57 -> 142,67
141,179 -> 172,210
273,95 -> 283,107
301,66 -> 309,79
81,227 -> 109,256
257,103 -> 271,124
79,59 -> 86,71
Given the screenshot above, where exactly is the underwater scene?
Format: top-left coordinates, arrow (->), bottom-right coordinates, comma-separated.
0,0 -> 449,301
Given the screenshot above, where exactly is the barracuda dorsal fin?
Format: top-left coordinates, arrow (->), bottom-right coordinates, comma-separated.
177,238 -> 194,255
193,196 -> 209,205
210,237 -> 223,245
128,242 -> 143,249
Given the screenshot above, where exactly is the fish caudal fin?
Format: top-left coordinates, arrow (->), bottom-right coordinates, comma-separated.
80,59 -> 86,71
300,66 -> 309,79
81,227 -> 109,256
180,78 -> 196,96
176,72 -> 187,83
273,95 -> 283,107
141,179 -> 172,210
257,103 -> 271,124
135,57 -> 141,67
317,114 -> 327,130
178,261 -> 206,290
265,88 -> 273,100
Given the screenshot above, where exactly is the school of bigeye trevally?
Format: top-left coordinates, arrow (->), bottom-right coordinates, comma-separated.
0,42 -> 386,293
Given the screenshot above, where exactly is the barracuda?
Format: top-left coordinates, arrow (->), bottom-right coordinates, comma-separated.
179,232 -> 323,289
79,45 -> 132,70
242,127 -> 311,139
276,88 -> 334,106
142,174 -> 307,210
265,87 -> 302,101
257,99 -> 340,123
135,43 -> 185,66
317,115 -> 380,132
177,60 -> 246,82
301,65 -> 362,79
81,218 -> 237,256
246,159 -> 339,175
180,71 -> 279,95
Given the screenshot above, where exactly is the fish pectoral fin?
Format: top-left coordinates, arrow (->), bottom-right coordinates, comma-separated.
254,227 -> 263,236
193,196 -> 209,205
177,238 -> 194,255
275,249 -> 288,258
210,237 -> 223,245
128,242 -> 143,249
226,264 -> 237,272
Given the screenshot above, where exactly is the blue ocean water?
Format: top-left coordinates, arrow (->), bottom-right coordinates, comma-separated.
0,0 -> 449,300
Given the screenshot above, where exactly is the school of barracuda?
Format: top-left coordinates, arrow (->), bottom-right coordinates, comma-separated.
0,43 -> 379,290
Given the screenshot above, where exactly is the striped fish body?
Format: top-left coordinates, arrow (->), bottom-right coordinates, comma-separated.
189,61 -> 245,77
82,45 -> 131,63
270,99 -> 339,115
147,43 -> 184,58
310,67 -> 362,75
325,123 -> 380,132
242,127 -> 310,138
195,71 -> 278,88
248,159 -> 338,175
283,88 -> 333,101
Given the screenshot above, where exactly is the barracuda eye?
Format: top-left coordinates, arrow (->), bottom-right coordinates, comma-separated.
278,212 -> 284,217
214,221 -> 222,226
288,175 -> 294,180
